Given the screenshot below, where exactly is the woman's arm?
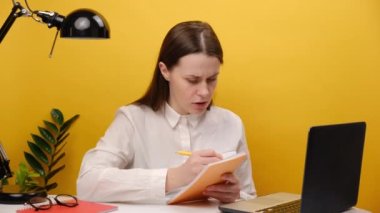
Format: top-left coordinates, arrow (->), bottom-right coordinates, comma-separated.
77,110 -> 168,204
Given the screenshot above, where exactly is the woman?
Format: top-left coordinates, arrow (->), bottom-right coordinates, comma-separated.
77,21 -> 256,204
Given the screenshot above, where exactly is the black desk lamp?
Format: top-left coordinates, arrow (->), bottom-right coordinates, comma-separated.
0,0 -> 110,57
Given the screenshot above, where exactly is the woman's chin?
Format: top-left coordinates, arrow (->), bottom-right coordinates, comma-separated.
190,104 -> 208,114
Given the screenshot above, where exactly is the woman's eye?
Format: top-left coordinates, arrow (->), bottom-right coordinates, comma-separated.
207,78 -> 217,83
187,79 -> 198,84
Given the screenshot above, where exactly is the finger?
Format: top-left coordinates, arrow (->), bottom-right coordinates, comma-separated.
199,156 -> 223,165
203,190 -> 238,203
221,173 -> 239,185
196,149 -> 223,159
192,150 -> 223,165
186,154 -> 218,166
206,182 -> 240,194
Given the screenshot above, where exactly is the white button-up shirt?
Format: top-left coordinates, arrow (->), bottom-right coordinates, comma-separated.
77,103 -> 256,204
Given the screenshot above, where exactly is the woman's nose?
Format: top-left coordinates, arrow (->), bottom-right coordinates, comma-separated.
197,82 -> 210,97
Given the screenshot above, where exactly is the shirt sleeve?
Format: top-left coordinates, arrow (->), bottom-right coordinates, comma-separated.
236,120 -> 257,200
76,109 -> 168,204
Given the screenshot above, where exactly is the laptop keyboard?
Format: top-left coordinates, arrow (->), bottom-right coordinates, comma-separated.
256,199 -> 301,213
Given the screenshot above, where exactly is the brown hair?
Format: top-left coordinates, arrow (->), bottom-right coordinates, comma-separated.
134,21 -> 223,111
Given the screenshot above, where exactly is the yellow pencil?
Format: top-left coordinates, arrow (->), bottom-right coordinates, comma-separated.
176,150 -> 192,156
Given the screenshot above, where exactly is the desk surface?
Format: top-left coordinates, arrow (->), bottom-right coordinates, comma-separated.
0,200 -> 371,213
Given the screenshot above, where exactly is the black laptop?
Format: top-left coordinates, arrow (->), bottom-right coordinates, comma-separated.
219,122 -> 366,213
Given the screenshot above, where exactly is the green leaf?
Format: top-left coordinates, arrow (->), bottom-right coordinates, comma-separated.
31,134 -> 52,154
28,172 -> 40,178
24,152 -> 45,176
15,169 -> 26,185
28,142 -> 49,164
50,152 -> 65,169
57,129 -> 68,142
53,142 -> 66,158
19,162 -> 28,172
15,162 -> 41,192
60,114 -> 79,133
38,127 -> 56,145
46,165 -> 65,182
44,120 -> 58,135
51,109 -> 64,126
57,133 -> 69,147
45,182 -> 58,191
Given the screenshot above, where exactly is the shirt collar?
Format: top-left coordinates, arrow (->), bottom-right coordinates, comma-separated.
164,103 -> 204,128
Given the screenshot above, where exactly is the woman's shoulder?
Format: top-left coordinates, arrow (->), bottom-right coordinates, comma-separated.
209,106 -> 242,123
117,104 -> 154,118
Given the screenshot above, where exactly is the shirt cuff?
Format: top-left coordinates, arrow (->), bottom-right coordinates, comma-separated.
149,168 -> 168,204
239,191 -> 256,201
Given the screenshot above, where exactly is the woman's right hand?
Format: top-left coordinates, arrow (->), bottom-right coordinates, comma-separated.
166,149 -> 223,192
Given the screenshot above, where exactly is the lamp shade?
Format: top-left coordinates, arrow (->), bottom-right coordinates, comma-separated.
60,9 -> 110,38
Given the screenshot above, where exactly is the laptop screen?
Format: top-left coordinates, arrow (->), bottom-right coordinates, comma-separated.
301,122 -> 366,213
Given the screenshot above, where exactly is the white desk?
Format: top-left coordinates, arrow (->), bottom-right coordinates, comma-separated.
0,200 -> 371,213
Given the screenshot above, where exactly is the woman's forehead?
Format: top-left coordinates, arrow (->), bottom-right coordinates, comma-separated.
173,53 -> 221,76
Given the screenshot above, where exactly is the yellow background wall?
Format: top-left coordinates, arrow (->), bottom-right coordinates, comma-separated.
1,0 -> 379,211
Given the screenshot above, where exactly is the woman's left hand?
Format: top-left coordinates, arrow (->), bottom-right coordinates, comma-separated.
203,173 -> 240,203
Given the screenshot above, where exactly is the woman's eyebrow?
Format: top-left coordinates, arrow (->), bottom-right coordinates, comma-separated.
208,72 -> 220,78
185,75 -> 201,79
185,72 -> 219,78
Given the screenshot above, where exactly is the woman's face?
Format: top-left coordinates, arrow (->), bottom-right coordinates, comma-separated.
159,53 -> 221,115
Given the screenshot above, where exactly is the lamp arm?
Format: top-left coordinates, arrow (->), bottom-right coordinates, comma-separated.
0,143 -> 12,180
36,11 -> 65,29
0,2 -> 27,43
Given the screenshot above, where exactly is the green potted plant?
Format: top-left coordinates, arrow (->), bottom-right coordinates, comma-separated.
18,108 -> 79,192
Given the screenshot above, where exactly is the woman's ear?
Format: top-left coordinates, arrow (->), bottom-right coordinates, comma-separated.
159,62 -> 170,81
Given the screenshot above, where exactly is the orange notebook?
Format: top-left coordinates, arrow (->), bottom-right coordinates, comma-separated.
16,200 -> 118,213
168,153 -> 247,204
